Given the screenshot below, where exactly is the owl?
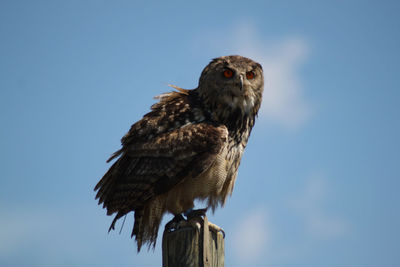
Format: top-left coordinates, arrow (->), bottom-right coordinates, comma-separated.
94,55 -> 264,251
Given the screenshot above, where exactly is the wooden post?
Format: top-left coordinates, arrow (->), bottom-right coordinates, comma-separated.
162,216 -> 225,267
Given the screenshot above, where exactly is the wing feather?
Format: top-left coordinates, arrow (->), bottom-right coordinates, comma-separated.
95,121 -> 228,216
94,90 -> 227,250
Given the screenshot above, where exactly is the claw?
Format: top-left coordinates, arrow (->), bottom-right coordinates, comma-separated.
165,208 -> 225,238
185,208 -> 208,220
165,214 -> 185,232
207,221 -> 225,238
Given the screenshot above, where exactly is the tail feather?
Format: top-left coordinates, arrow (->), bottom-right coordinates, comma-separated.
106,148 -> 123,163
109,211 -> 125,232
95,153 -> 167,252
132,208 -> 144,251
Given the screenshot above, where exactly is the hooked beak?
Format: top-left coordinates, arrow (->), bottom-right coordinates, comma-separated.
239,75 -> 244,91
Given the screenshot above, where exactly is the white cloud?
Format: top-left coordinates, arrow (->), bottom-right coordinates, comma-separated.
195,22 -> 312,130
0,212 -> 34,255
0,208 -> 85,260
231,176 -> 351,265
291,175 -> 349,239
0,207 -> 107,265
230,208 -> 270,263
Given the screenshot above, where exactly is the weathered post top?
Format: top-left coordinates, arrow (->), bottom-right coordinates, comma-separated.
162,215 -> 225,267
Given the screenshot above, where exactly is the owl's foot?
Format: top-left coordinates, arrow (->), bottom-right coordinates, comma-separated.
208,221 -> 225,238
165,214 -> 185,232
183,208 -> 225,237
184,208 -> 208,220
165,209 -> 224,238
185,213 -> 225,238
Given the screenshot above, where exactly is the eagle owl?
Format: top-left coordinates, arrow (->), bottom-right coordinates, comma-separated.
94,55 -> 264,251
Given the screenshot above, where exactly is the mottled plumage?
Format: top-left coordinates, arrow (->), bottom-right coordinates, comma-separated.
94,55 -> 264,251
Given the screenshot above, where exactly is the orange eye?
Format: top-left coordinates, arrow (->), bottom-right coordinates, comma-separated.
246,71 -> 255,80
223,69 -> 234,78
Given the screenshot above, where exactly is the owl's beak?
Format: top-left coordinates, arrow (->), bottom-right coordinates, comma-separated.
239,75 -> 244,91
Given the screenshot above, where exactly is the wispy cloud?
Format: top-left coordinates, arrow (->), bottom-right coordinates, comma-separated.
0,206 -> 159,266
0,211 -> 35,256
228,175 -> 350,265
230,208 -> 270,263
0,207 -> 97,264
290,175 -> 349,239
195,22 -> 312,130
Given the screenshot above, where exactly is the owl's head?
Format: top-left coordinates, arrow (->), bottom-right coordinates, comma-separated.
198,55 -> 264,119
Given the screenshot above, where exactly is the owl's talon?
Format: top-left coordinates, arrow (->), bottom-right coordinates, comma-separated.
207,221 -> 225,238
183,208 -> 193,217
165,214 -> 185,231
185,208 -> 208,220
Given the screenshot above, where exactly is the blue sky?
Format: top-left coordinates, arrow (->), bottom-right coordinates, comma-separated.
1,1 -> 399,266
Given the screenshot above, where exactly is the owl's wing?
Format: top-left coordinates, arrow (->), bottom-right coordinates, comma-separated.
94,122 -> 228,217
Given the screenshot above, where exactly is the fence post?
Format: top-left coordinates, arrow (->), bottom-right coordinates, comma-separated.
162,215 -> 224,267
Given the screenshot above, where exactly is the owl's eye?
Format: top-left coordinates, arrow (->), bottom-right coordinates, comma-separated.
246,71 -> 255,80
223,69 -> 234,78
